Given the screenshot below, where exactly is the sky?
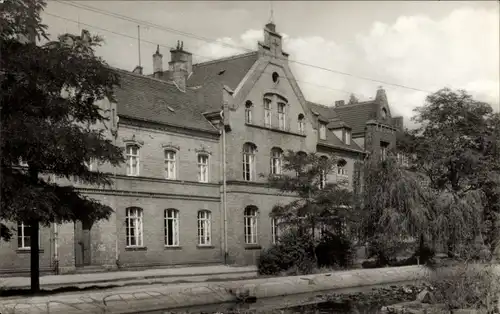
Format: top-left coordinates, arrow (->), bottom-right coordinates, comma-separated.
42,1 -> 500,125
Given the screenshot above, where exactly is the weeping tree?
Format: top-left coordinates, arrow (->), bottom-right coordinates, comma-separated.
401,88 -> 500,259
1,0 -> 124,292
265,151 -> 357,262
356,152 -> 432,264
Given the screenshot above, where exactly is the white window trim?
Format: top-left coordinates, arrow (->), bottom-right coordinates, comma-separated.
243,145 -> 256,181
270,149 -> 283,175
164,150 -> 177,180
197,154 -> 209,183
197,210 -> 212,246
244,208 -> 258,245
277,103 -> 286,130
264,98 -> 272,127
337,164 -> 348,177
298,119 -> 305,135
125,208 -> 144,247
319,123 -> 326,140
125,144 -> 140,176
245,107 -> 253,124
164,209 -> 180,247
271,218 -> 280,244
17,222 -> 41,249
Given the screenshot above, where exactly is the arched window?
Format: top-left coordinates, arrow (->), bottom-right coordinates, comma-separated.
264,98 -> 272,127
270,147 -> 283,175
126,207 -> 143,247
244,206 -> 258,244
337,159 -> 347,176
164,209 -> 180,247
242,143 -> 257,181
245,100 -> 253,124
197,154 -> 209,183
126,144 -> 140,176
197,210 -> 211,246
298,114 -> 305,135
277,103 -> 286,130
164,150 -> 177,179
319,156 -> 328,189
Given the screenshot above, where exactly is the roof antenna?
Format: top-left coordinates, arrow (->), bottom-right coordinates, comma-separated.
269,0 -> 274,23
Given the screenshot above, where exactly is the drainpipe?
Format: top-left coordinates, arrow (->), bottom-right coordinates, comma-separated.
220,109 -> 228,264
53,223 -> 59,274
113,108 -> 120,268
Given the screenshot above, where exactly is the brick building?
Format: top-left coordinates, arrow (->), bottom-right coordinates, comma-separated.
0,23 -> 403,275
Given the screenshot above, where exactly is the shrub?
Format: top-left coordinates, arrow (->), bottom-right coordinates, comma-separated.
258,229 -> 316,276
315,232 -> 355,268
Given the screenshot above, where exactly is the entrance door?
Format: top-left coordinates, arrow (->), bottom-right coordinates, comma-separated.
74,220 -> 92,267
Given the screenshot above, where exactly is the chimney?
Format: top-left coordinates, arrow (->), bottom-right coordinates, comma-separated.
335,100 -> 345,107
169,41 -> 192,91
261,22 -> 284,57
375,86 -> 388,105
153,45 -> 163,79
133,66 -> 143,75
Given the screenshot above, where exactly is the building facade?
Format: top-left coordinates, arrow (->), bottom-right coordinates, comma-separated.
0,23 -> 403,275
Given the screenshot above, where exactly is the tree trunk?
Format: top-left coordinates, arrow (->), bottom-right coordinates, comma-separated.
30,218 -> 40,293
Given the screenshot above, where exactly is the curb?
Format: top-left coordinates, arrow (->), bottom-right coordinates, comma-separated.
0,266 -> 432,314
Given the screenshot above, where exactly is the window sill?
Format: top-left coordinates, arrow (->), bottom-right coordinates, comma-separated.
196,245 -> 214,249
16,248 -> 44,254
125,246 -> 147,251
244,244 -> 261,250
164,246 -> 182,250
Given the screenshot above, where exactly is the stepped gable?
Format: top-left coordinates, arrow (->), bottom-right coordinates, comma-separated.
113,68 -> 218,133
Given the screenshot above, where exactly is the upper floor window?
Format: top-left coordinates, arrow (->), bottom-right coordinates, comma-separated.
164,150 -> 177,179
298,114 -> 305,135
126,144 -> 140,176
277,103 -> 286,130
244,206 -> 258,244
319,123 -> 326,140
337,159 -> 347,176
264,98 -> 272,127
345,130 -> 351,145
198,154 -> 209,183
126,207 -> 143,247
197,210 -> 211,246
270,148 -> 283,175
245,100 -> 253,124
165,209 -> 180,247
242,143 -> 256,181
271,218 -> 280,244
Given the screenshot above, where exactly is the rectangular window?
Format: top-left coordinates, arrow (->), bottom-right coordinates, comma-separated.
126,145 -> 139,176
244,207 -> 258,244
197,210 -> 211,246
264,98 -> 272,127
319,123 -> 326,140
126,208 -> 143,247
345,130 -> 351,145
271,150 -> 282,175
243,145 -> 255,181
271,218 -> 280,244
165,209 -> 180,247
198,154 -> 209,183
245,108 -> 252,124
164,150 -> 176,179
17,222 -> 31,249
278,103 -> 286,130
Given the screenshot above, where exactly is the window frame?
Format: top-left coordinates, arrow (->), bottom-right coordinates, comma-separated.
277,102 -> 286,130
197,210 -> 212,246
319,123 -> 326,140
125,207 -> 144,247
337,159 -> 348,177
164,208 -> 180,247
264,98 -> 272,127
245,101 -> 253,124
270,148 -> 283,175
164,149 -> 177,180
17,222 -> 41,249
197,154 -> 209,183
298,114 -> 305,135
242,143 -> 256,181
244,207 -> 258,245
126,144 -> 140,176
271,218 -> 280,244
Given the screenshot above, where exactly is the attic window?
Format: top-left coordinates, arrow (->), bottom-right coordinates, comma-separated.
381,108 -> 387,119
272,72 -> 279,83
167,106 -> 175,112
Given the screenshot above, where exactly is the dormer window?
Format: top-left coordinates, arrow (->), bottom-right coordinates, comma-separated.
344,130 -> 351,145
319,123 -> 326,140
381,108 -> 388,119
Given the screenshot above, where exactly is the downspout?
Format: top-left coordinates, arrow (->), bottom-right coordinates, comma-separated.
53,222 -> 59,274
220,109 -> 228,264
113,108 -> 120,268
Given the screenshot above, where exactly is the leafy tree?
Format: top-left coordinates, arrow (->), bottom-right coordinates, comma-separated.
265,151 -> 357,262
1,0 -> 124,292
400,88 -> 500,258
348,93 -> 359,104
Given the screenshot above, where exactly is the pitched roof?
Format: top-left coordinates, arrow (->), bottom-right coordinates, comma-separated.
113,69 -> 218,133
333,101 -> 379,135
318,130 -> 364,153
187,51 -> 259,90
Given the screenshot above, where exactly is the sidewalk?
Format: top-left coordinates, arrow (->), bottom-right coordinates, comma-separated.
0,265 -> 258,290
